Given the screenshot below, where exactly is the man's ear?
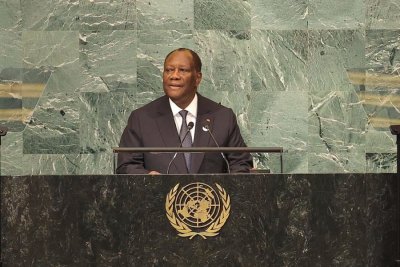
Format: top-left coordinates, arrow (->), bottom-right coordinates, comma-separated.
196,72 -> 202,85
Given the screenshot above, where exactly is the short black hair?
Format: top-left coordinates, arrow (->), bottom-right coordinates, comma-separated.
164,48 -> 202,72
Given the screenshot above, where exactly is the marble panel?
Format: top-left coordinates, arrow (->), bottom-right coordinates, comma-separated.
79,91 -> 136,155
307,174 -> 367,265
365,174 -> 399,266
366,0 -> 400,29
193,30 -> 252,144
0,0 -> 21,30
0,132 -> 25,175
23,66 -> 80,154
0,32 -> 23,131
249,91 -> 308,148
3,174 -> 397,265
0,31 -> 22,69
262,174 -> 312,266
308,0 -> 365,29
194,0 -> 251,30
1,175 -> 87,264
1,1 -> 399,175
308,90 -> 367,155
1,67 -> 53,133
0,132 -> 81,175
362,89 -> 400,131
79,74 -> 115,93
365,30 -> 400,91
21,31 -> 80,154
366,153 -> 397,173
251,0 -> 308,30
21,0 -> 79,30
137,0 -> 193,30
308,151 -> 366,173
308,30 -> 365,95
79,0 -> 136,31
28,154 -> 80,175
251,30 -> 308,92
194,30 -> 251,98
22,31 -> 78,68
364,31 -> 400,131
366,125 -> 396,153
78,153 -> 114,175
363,29 -> 399,161
248,90 -> 308,173
137,30 -> 194,97
79,30 -> 137,91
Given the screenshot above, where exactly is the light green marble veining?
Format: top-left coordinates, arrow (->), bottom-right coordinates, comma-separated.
80,30 -> 137,91
0,0 -> 398,175
194,0 -> 251,30
80,91 -> 137,155
137,0 -> 193,30
251,30 -> 308,91
366,0 -> 400,29
0,0 -> 21,31
79,0 -> 137,31
251,0 -> 307,30
308,0 -> 365,29
308,30 -> 366,95
21,0 -> 79,31
0,31 -> 22,69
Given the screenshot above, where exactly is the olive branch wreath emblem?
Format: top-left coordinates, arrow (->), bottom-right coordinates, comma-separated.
165,183 -> 231,239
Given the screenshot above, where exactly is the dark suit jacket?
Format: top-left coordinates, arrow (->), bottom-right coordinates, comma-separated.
116,94 -> 253,174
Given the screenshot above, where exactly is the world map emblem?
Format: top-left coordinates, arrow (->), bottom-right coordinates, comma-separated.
165,182 -> 231,239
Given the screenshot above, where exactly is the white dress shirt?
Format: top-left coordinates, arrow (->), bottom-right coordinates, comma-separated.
169,94 -> 197,141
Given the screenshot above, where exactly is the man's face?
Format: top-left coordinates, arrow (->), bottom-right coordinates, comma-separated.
163,51 -> 202,109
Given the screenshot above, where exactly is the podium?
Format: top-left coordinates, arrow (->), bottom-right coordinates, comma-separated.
1,173 -> 399,266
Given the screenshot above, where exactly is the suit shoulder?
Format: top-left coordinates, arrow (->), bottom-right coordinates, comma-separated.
130,95 -> 168,117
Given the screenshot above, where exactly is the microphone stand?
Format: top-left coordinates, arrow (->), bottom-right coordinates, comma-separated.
203,124 -> 231,174
0,125 -> 8,266
166,122 -> 194,174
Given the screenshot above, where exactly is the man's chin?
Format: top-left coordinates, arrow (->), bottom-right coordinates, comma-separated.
165,92 -> 181,101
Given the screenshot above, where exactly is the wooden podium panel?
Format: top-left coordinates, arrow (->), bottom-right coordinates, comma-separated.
1,174 -> 399,266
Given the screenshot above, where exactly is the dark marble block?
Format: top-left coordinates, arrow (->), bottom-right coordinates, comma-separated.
1,174 -> 399,266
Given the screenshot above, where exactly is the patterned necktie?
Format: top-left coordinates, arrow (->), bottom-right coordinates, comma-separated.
179,110 -> 192,171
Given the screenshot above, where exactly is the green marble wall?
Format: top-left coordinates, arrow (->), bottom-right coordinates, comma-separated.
0,0 -> 398,175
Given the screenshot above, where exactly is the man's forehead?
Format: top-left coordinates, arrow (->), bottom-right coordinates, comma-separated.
165,51 -> 194,64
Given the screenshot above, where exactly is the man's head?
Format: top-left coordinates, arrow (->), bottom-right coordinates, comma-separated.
163,48 -> 202,109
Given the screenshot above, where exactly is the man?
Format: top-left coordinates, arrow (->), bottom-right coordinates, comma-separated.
116,48 -> 252,174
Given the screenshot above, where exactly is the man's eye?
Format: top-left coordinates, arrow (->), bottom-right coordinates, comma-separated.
179,68 -> 189,72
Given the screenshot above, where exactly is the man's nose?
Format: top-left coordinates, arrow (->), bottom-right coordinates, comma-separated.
170,69 -> 181,79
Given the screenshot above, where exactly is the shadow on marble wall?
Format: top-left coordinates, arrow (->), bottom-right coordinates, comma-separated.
0,0 -> 398,175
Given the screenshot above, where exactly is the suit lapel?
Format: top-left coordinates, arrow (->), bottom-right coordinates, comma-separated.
155,96 -> 188,173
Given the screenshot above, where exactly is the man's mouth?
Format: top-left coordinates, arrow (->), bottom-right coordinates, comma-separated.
168,84 -> 182,89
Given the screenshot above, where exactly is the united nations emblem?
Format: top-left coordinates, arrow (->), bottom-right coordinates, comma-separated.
165,182 -> 230,239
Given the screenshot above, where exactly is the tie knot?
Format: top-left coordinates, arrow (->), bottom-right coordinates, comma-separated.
179,110 -> 188,119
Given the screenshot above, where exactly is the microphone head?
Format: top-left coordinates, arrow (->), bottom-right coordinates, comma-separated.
202,118 -> 211,131
188,121 -> 194,130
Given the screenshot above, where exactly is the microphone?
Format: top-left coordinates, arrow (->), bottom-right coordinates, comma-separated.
202,119 -> 231,174
166,121 -> 194,174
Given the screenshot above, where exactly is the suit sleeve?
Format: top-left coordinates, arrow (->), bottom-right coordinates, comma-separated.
225,109 -> 253,173
116,111 -> 150,174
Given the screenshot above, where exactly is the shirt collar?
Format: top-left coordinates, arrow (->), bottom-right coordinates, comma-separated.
169,94 -> 198,117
